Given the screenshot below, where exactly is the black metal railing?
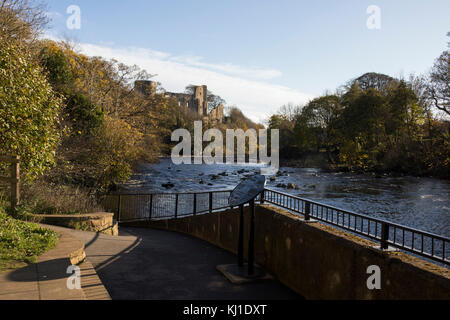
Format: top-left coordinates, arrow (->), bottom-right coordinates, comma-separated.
101,188 -> 449,266
263,188 -> 449,266
102,190 -> 239,222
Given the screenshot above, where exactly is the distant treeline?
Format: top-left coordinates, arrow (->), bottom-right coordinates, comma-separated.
268,68 -> 449,178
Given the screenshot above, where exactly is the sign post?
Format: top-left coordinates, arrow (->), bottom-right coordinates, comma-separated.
217,174 -> 271,283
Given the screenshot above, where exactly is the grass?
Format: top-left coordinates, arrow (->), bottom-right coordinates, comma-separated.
0,195 -> 59,272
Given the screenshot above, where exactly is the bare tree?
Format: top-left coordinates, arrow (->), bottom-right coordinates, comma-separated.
426,50 -> 450,116
277,103 -> 302,122
184,85 -> 196,95
0,0 -> 48,42
207,92 -> 226,112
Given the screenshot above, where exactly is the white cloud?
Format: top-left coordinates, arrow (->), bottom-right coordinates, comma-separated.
169,55 -> 283,80
43,35 -> 314,123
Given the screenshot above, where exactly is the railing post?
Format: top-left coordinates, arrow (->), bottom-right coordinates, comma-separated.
117,195 -> 122,222
260,190 -> 265,204
305,201 -> 311,221
248,199 -> 255,275
149,194 -> 153,220
238,204 -> 244,267
381,222 -> 389,250
193,193 -> 197,216
209,192 -> 213,214
175,194 -> 179,218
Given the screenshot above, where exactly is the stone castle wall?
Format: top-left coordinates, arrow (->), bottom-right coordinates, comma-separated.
135,80 -> 157,96
208,104 -> 224,123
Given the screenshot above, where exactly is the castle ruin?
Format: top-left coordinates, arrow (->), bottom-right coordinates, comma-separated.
134,80 -> 224,124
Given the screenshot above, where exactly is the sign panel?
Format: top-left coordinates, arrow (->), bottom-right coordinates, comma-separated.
229,175 -> 266,207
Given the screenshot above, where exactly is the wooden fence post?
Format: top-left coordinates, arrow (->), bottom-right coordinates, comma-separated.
0,155 -> 20,209
11,156 -> 20,208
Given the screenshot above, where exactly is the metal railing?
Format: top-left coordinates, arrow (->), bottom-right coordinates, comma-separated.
263,188 -> 449,266
102,190 -> 244,222
102,188 -> 449,266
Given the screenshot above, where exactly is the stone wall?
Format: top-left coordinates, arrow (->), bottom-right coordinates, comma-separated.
32,213 -> 118,236
135,80 -> 157,96
121,205 -> 450,299
208,104 -> 224,124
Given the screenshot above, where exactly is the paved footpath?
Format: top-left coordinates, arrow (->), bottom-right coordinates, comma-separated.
0,225 -> 110,300
64,226 -> 302,300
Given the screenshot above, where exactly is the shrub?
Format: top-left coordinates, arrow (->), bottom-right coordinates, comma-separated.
20,181 -> 103,215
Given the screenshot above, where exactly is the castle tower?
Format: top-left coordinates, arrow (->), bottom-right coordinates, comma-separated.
135,80 -> 157,96
193,85 -> 208,117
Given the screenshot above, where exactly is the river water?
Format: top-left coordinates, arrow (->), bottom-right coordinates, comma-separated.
121,158 -> 450,238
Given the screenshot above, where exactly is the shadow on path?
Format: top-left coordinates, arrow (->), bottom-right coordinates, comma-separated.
8,258 -> 68,282
69,226 -> 302,300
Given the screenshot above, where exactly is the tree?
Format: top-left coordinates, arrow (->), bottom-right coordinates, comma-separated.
277,103 -> 302,122
300,96 -> 341,129
184,85 -> 196,95
385,80 -> 422,139
207,92 -> 226,112
0,0 -> 48,42
294,95 -> 342,160
0,38 -> 62,180
267,108 -> 298,157
342,87 -> 387,140
351,72 -> 397,93
38,41 -> 73,89
90,116 -> 143,190
293,112 -> 319,153
228,107 -> 261,130
426,50 -> 450,116
335,84 -> 390,168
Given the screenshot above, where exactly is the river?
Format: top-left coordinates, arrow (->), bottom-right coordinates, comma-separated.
120,158 -> 450,238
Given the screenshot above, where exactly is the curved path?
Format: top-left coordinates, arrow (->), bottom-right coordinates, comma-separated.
58,226 -> 301,300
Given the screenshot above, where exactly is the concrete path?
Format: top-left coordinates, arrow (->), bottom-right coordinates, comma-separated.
65,226 -> 302,300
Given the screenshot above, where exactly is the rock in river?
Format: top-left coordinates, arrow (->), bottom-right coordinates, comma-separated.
162,182 -> 175,189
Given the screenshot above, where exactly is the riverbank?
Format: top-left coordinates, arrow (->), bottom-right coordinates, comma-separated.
280,157 -> 449,180
153,152 -> 448,180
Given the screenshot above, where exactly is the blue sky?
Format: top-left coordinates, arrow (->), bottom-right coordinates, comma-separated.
44,0 -> 449,122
